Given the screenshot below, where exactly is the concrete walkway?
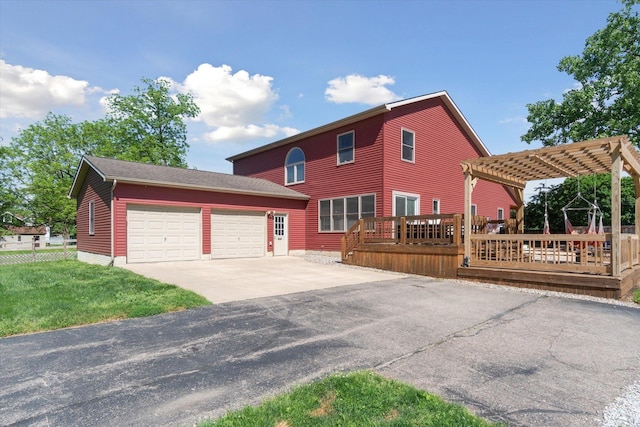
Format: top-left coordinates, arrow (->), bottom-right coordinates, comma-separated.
124,256 -> 405,303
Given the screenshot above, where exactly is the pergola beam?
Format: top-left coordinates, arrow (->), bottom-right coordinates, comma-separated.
528,154 -> 577,177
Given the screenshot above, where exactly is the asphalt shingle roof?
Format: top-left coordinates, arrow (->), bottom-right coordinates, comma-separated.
71,156 -> 309,200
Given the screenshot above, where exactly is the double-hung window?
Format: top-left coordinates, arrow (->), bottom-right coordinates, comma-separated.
401,128 -> 415,162
393,192 -> 419,216
497,208 -> 504,220
319,194 -> 375,232
285,147 -> 305,185
337,131 -> 354,164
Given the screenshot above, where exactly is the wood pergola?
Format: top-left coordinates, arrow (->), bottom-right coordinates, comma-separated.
460,135 -> 640,276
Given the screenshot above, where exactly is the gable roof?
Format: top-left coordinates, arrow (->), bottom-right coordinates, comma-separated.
68,156 -> 310,200
227,91 -> 491,162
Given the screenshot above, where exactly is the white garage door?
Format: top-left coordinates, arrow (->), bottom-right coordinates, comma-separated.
127,205 -> 201,263
211,211 -> 265,259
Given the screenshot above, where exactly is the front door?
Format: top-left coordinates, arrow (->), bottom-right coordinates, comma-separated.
273,214 -> 288,256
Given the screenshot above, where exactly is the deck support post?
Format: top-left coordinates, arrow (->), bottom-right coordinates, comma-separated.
400,217 -> 407,245
358,219 -> 365,245
611,143 -> 621,276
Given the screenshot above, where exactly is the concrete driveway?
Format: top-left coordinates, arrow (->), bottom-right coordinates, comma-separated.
1,272 -> 639,427
124,256 -> 405,303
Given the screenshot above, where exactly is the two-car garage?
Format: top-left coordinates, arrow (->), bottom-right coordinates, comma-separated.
127,206 -> 266,263
70,156 -> 308,266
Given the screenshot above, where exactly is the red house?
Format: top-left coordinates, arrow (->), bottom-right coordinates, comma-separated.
70,91 -> 515,265
229,91 -> 516,252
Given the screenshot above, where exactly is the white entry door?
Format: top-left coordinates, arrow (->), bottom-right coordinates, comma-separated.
273,214 -> 288,256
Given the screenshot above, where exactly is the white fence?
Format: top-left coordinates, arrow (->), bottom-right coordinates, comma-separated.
0,239 -> 77,265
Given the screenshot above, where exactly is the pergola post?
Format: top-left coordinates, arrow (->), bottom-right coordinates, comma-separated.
464,169 -> 473,262
514,188 -> 525,233
634,174 -> 640,238
611,143 -> 621,276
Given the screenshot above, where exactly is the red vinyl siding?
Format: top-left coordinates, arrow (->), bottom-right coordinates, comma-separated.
76,168 -> 112,256
112,183 -> 307,258
235,100 -> 515,251
234,115 -> 385,251
382,98 -> 515,216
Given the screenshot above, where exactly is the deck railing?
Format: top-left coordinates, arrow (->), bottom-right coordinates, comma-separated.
342,214 -> 639,275
469,233 -> 613,274
341,214 -> 462,261
620,233 -> 640,271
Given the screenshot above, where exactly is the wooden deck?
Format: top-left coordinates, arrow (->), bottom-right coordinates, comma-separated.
342,214 -> 639,300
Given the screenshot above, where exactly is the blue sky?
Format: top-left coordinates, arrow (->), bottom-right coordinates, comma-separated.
0,0 -> 626,199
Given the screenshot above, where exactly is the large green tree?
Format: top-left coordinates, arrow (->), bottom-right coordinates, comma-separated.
522,0 -> 639,147
4,114 -> 114,237
525,174 -> 636,232
106,78 -> 200,167
4,78 -> 200,236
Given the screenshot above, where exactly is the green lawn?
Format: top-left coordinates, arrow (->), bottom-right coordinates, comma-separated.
0,259 -> 210,337
634,288 -> 640,304
202,371 -> 500,427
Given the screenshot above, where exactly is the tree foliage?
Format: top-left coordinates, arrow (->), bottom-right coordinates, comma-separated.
3,114 -> 114,237
522,0 -> 640,147
105,78 -> 200,167
3,78 -> 200,236
525,174 -> 635,232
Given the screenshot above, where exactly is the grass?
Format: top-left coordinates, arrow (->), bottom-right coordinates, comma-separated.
201,371 -> 500,427
0,259 -> 210,337
634,288 -> 640,304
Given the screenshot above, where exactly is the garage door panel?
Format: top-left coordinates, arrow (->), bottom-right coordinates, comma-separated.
211,211 -> 265,259
127,206 -> 201,263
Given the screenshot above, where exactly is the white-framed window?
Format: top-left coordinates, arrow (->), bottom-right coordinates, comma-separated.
471,204 -> 477,216
319,193 -> 375,232
89,200 -> 95,235
497,207 -> 504,220
401,128 -> 415,162
432,198 -> 440,214
393,191 -> 420,216
285,147 -> 305,185
337,131 -> 355,165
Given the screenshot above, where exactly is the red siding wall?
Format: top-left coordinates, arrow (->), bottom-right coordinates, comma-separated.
234,100 -> 516,251
234,115 -> 385,251
382,98 -> 515,217
76,168 -> 112,256
112,183 -> 307,258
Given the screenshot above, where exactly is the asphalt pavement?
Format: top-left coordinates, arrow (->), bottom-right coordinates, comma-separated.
1,275 -> 639,426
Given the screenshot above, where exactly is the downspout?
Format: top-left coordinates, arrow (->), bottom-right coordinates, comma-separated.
110,179 -> 117,266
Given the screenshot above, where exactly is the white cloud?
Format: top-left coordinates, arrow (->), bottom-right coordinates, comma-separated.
168,63 -> 297,144
0,60 -> 107,119
325,74 -> 401,105
177,63 -> 277,127
498,116 -> 527,125
204,124 -> 299,143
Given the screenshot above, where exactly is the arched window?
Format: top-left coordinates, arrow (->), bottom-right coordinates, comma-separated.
285,147 -> 305,184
